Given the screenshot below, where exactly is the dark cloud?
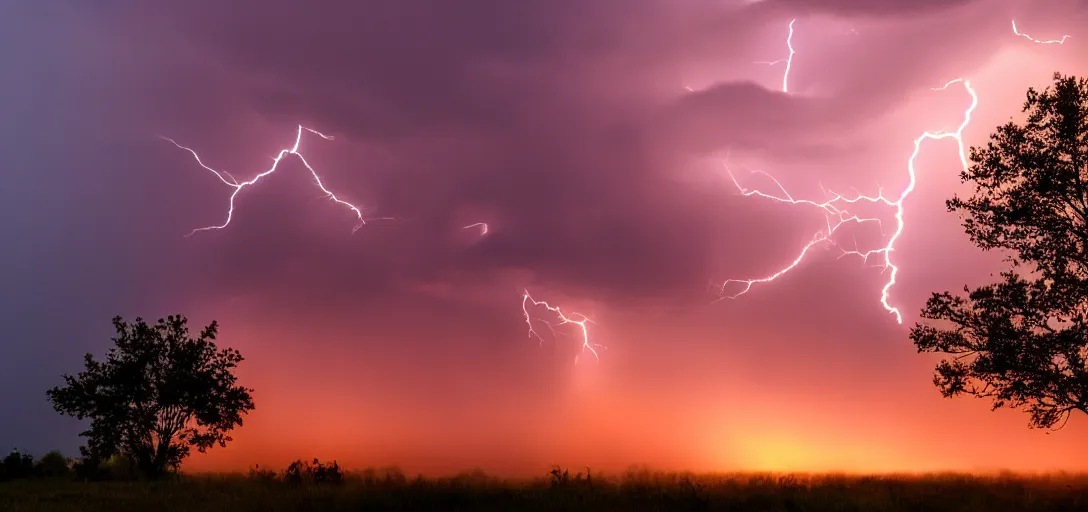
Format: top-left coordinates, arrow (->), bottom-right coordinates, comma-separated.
761,0 -> 982,17
36,0 -> 1039,311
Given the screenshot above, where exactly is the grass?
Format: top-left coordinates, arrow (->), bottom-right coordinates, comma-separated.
3,467 -> 1088,511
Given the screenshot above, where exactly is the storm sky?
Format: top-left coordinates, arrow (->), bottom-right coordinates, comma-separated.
2,0 -> 1087,474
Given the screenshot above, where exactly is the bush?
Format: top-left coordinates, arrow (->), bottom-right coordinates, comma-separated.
98,454 -> 139,481
34,450 -> 71,478
282,458 -> 344,486
548,465 -> 594,490
312,459 -> 344,485
283,459 -> 309,485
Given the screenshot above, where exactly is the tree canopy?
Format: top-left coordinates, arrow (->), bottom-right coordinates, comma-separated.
910,73 -> 1088,430
47,315 -> 255,477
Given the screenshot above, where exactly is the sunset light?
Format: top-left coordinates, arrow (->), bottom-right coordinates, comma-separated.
3,2 -> 1088,509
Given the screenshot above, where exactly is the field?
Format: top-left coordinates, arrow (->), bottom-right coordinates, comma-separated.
3,468 -> 1088,511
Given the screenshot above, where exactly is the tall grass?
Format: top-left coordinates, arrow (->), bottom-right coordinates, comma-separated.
3,467 -> 1087,511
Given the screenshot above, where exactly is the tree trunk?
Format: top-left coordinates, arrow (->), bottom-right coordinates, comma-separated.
150,432 -> 175,478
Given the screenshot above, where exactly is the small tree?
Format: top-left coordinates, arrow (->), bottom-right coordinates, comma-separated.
34,450 -> 72,478
0,449 -> 34,481
911,73 -> 1088,429
47,315 -> 255,477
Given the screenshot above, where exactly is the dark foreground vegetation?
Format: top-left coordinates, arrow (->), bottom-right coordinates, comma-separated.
3,458 -> 1088,512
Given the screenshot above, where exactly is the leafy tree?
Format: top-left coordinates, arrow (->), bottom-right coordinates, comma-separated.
34,450 -> 72,478
911,73 -> 1088,430
47,315 -> 255,477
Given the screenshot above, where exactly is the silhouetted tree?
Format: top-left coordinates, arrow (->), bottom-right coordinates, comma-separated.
34,450 -> 72,478
47,315 -> 255,478
911,73 -> 1088,429
0,449 -> 34,481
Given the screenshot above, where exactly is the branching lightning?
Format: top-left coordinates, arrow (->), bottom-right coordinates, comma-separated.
1011,20 -> 1070,44
162,125 -> 370,237
714,16 -> 1071,324
521,290 -> 604,364
755,18 -> 797,93
563,15 -> 1064,347
718,79 -> 978,324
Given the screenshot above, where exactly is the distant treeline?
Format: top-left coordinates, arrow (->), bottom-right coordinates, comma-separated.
0,448 -> 352,484
0,449 -> 72,481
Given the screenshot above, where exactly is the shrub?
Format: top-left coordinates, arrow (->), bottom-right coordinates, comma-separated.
34,450 -> 72,478
283,459 -> 310,485
311,459 -> 344,485
548,465 -> 594,490
282,458 -> 344,486
99,454 -> 139,481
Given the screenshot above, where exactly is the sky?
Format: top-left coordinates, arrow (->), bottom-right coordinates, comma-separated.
2,0 -> 1087,476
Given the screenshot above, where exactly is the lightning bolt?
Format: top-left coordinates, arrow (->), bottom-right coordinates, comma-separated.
464,222 -> 489,235
718,78 -> 978,324
162,125 -> 370,237
755,18 -> 797,93
1011,20 -> 1070,44
521,290 -> 604,364
684,17 -> 796,94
